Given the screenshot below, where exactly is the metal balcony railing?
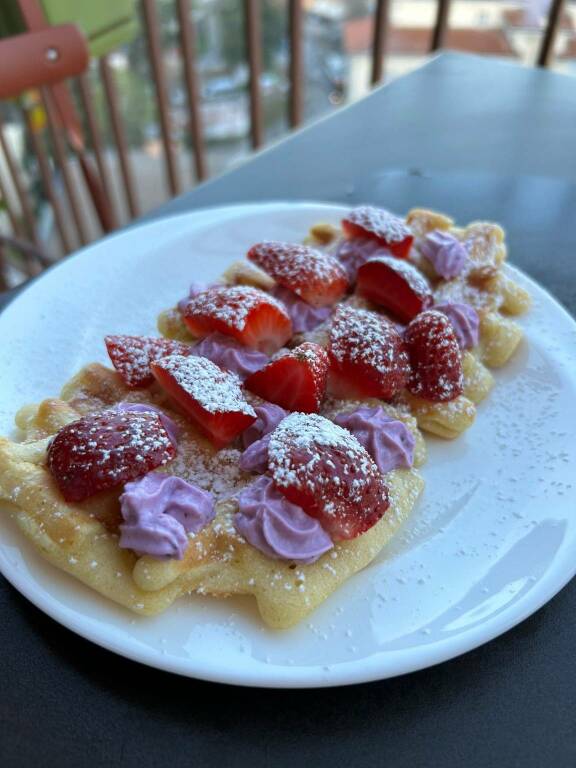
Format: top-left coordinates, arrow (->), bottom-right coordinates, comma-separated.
0,0 -> 572,289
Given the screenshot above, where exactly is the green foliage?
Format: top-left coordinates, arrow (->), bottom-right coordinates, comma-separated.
262,1 -> 286,70
218,0 -> 286,71
79,0 -> 288,150
219,0 -> 247,69
346,0 -> 373,18
91,67 -> 156,147
0,1 -> 26,39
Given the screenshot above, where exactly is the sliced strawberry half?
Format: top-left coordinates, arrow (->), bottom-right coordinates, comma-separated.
405,310 -> 464,402
245,342 -> 329,413
47,410 -> 176,503
151,354 -> 256,448
356,256 -> 433,323
105,335 -> 192,388
247,241 -> 348,307
327,305 -> 410,400
342,206 -> 414,258
181,285 -> 292,355
268,413 -> 389,540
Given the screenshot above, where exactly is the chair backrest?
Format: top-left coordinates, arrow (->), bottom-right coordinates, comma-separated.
0,26 -> 88,99
0,0 -> 137,56
0,0 -> 571,291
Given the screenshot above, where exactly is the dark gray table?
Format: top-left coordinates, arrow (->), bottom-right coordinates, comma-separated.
2,53 -> 576,767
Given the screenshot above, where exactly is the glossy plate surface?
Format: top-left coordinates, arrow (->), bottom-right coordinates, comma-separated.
1,203 -> 575,688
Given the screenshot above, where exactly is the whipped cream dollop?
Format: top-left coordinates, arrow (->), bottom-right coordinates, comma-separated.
119,472 -> 215,559
190,332 -> 269,380
419,230 -> 469,279
272,285 -> 332,333
333,237 -> 392,283
234,476 -> 333,564
116,402 -> 180,446
332,406 -> 415,474
434,302 -> 480,349
242,402 -> 288,448
239,433 -> 271,474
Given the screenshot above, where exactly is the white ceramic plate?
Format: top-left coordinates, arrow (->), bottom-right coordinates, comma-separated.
1,202 -> 576,688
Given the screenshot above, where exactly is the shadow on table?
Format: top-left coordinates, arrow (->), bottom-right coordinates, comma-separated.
4,576 -> 573,766
6,584 -> 576,704
3,169 -> 576,766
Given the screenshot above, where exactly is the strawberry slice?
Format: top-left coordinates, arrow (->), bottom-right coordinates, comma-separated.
181,285 -> 292,355
151,354 -> 256,448
342,206 -> 413,258
405,310 -> 464,402
356,256 -> 433,323
328,305 -> 410,400
245,342 -> 329,413
268,412 -> 389,540
47,410 -> 176,503
247,241 -> 348,307
105,335 -> 191,388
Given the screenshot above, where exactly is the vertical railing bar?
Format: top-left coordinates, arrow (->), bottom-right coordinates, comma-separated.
0,242 -> 9,292
0,195 -> 41,275
245,0 -> 263,149
537,0 -> 566,67
0,170 -> 23,237
142,0 -> 181,196
0,117 -> 39,244
0,232 -> 51,267
176,0 -> 207,182
371,0 -> 390,85
76,74 -> 119,229
289,0 -> 304,128
98,56 -> 139,219
430,0 -> 451,52
22,107 -> 72,254
41,88 -> 89,246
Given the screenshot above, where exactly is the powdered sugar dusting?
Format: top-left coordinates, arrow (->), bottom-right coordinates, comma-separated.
365,256 -> 431,301
155,354 -> 256,417
247,342 -> 329,412
166,443 -> 251,500
329,305 -> 409,377
47,410 -> 176,502
282,342 -> 329,390
248,241 -> 347,307
249,241 -> 346,293
269,412 -> 381,507
434,276 -> 502,313
182,285 -> 288,331
105,335 -> 191,388
344,206 -> 412,244
405,310 -> 464,402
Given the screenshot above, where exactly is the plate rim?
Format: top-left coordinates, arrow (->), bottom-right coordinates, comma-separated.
1,200 -> 576,688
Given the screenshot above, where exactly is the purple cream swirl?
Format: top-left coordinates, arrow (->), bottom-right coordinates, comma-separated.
419,230 -> 469,279
119,472 -> 215,559
242,402 -> 288,448
116,402 -> 180,446
332,237 -> 392,283
272,285 -> 332,333
332,406 -> 415,474
240,433 -> 271,474
234,476 -> 333,564
190,332 -> 269,380
434,302 -> 480,349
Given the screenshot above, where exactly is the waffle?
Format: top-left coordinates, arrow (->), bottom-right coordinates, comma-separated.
0,207 -> 530,628
160,210 -> 528,440
0,363 -> 423,628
